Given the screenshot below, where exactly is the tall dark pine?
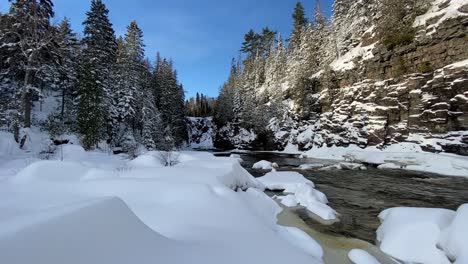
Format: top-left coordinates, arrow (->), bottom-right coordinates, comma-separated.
240,29 -> 261,58
290,2 -> 308,49
155,57 -> 187,147
78,0 -> 117,149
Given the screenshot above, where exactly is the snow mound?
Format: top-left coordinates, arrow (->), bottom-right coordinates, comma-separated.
258,171 -> 314,192
377,207 -> 456,264
439,204 -> 468,263
0,151 -> 324,264
57,144 -> 87,161
348,249 -> 381,264
259,171 -> 337,220
0,131 -> 22,156
0,197 -> 177,264
128,152 -> 164,168
11,161 -> 89,184
253,160 -> 279,170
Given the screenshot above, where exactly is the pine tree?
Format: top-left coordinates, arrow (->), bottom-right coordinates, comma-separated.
43,18 -> 81,136
119,21 -> 145,122
77,61 -> 104,149
240,29 -> 261,58
78,0 -> 117,149
4,0 -> 56,129
314,0 -> 327,27
154,56 -> 187,146
290,2 -> 308,49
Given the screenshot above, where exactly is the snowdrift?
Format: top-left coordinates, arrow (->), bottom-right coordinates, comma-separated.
0,147 -> 323,264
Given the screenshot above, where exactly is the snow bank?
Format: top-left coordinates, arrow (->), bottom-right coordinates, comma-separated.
376,207 -> 461,264
348,249 -> 381,264
0,131 -> 22,157
439,204 -> 468,263
258,171 -> 337,220
303,143 -> 468,178
252,160 -> 279,170
0,150 -> 324,264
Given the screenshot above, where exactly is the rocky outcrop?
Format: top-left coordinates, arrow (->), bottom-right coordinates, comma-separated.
186,117 -> 215,149
214,0 -> 468,154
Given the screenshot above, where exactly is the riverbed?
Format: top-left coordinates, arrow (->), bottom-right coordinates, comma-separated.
216,151 -> 468,263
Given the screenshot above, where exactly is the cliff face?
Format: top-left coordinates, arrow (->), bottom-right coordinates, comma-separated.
214,0 -> 468,154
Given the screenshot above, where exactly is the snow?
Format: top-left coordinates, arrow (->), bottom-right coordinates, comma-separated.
258,171 -> 315,192
330,43 -> 376,72
258,171 -> 337,220
376,207 -> 457,264
414,0 -> 468,34
348,249 -> 381,264
302,143 -> 468,178
252,160 -> 279,170
439,204 -> 468,263
229,153 -> 244,162
0,136 -> 324,264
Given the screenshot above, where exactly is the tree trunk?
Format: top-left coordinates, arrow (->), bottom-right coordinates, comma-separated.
23,55 -> 35,128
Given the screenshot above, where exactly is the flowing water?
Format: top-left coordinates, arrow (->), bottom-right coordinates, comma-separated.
216,151 -> 468,263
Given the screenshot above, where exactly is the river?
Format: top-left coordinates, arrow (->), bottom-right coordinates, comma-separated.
215,151 -> 468,263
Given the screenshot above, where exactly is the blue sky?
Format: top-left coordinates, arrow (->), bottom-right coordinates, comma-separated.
0,0 -> 333,98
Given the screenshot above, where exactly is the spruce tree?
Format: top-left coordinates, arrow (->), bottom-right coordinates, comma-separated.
290,2 -> 308,49
78,0 -> 117,149
77,61 -> 104,149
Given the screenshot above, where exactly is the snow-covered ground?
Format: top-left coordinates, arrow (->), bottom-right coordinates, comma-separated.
0,131 -> 325,264
301,143 -> 468,178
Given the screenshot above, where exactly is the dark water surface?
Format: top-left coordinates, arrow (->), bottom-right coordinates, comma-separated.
218,151 -> 468,243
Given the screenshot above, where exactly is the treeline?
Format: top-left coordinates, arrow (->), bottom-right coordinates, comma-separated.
185,93 -> 215,117
0,0 -> 186,152
214,0 -> 429,134
214,1 -> 333,132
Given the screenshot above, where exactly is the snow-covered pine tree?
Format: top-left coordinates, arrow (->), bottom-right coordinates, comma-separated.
77,61 -> 104,150
78,0 -> 117,149
118,21 -> 145,125
154,56 -> 187,147
290,2 -> 308,50
3,0 -> 56,130
43,18 -> 81,136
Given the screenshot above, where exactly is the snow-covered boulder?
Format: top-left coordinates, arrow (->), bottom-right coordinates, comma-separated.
252,160 -> 279,170
339,162 -> 367,170
258,171 -> 336,221
258,171 -> 314,192
376,207 -> 456,264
